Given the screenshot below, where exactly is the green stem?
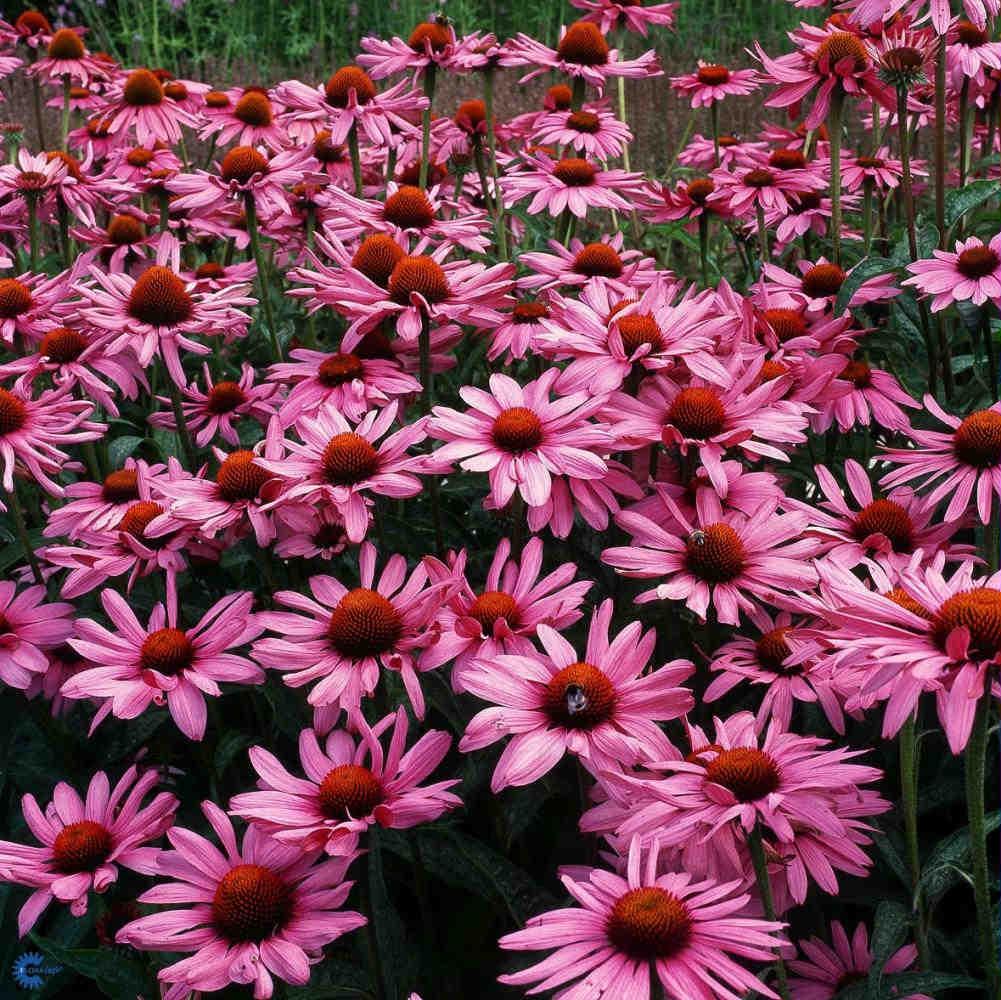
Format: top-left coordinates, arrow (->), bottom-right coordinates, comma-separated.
244,194 -> 282,361
7,485 -> 43,585
900,712 -> 929,968
60,74 -> 71,151
418,315 -> 444,555
571,76 -> 586,112
934,33 -> 947,246
747,826 -> 791,1000
157,190 -> 170,233
348,123 -> 363,198
30,74 -> 46,151
26,194 -> 40,273
418,64 -> 437,189
359,868 -> 387,1000
698,211 -> 710,287
985,311 -> 998,402
166,376 -> 198,469
959,78 -> 970,190
828,90 -> 844,267
756,203 -> 768,265
965,694 -> 999,999
862,178 -> 873,256
709,101 -> 720,168
896,86 -> 938,397
483,66 -> 507,260
472,139 -> 494,214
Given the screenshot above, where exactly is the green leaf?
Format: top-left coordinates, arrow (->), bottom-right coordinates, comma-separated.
214,729 -> 253,776
865,901 -> 910,999
401,826 -> 558,925
920,810 -> 1001,902
944,179 -> 1001,230
834,256 -> 895,314
286,957 -> 373,999
366,829 -> 413,1000
891,223 -> 938,267
31,935 -> 152,999
106,435 -> 143,470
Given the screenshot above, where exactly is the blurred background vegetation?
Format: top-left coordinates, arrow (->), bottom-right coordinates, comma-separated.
55,0 -> 805,81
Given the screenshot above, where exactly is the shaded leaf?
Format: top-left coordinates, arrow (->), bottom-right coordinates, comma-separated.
944,179 -> 1000,230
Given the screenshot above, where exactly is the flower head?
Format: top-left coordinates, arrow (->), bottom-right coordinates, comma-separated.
0,767 -> 177,936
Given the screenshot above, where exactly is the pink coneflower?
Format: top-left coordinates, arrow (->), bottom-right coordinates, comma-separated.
502,151 -> 646,218
0,376 -> 104,495
274,505 -> 352,561
101,142 -> 183,186
149,363 -> 279,448
760,256 -> 899,313
709,161 -> 823,219
705,607 -> 840,733
672,61 -> 762,107
97,68 -> 198,146
319,182 -> 489,253
269,345 -> 418,424
230,708 -> 460,856
43,459 -> 163,540
790,458 -> 972,571
536,281 -> 727,394
153,434 -> 285,548
903,233 -> 1001,311
427,367 -> 612,514
421,537 -> 591,689
754,25 -> 894,130
251,543 -> 453,719
765,190 -> 856,249
117,801 -> 366,1000
789,920 -> 930,1000
12,10 -> 52,48
571,0 -> 678,35
485,299 -> 552,363
499,836 -> 784,1000
198,85 -> 288,151
0,325 -> 145,418
531,103 -> 632,159
167,145 -> 311,220
275,68 -> 425,145
0,767 -> 177,936
460,599 -> 693,789
71,209 -> 160,273
839,146 -> 916,192
812,358 -> 917,433
77,236 -> 256,387
63,583 -> 263,740
679,131 -> 768,170
501,21 -> 661,92
609,363 -> 809,495
41,494 -> 195,599
613,712 -> 886,892
0,267 -> 76,345
0,583 -> 73,690
948,19 -> 1001,86
813,556 -> 1001,754
644,176 -> 731,225
517,233 -> 659,293
26,27 -> 107,85
844,0 -> 998,35
881,395 -> 1001,524
604,491 -> 818,624
357,18 -> 483,80
292,240 -> 514,345
257,402 -> 424,543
